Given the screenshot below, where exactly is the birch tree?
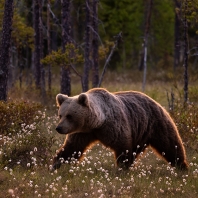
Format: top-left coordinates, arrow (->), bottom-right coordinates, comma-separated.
142,0 -> 153,92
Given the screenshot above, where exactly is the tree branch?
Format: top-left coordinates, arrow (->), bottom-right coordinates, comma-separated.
98,32 -> 122,87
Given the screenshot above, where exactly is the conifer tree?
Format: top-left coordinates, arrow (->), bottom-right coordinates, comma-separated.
183,0 -> 188,104
83,0 -> 91,92
61,0 -> 71,95
0,0 -> 14,101
33,0 -> 42,89
92,0 -> 99,88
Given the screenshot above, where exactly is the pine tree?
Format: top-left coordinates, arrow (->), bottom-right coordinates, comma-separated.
33,0 -> 42,89
183,0 -> 188,104
47,0 -> 52,92
142,0 -> 153,92
92,0 -> 99,88
61,0 -> 71,95
83,0 -> 91,92
174,0 -> 181,70
0,0 -> 14,101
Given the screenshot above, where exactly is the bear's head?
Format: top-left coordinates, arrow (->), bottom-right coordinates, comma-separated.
55,92 -> 105,135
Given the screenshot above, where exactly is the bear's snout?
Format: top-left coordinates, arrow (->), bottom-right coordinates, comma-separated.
56,126 -> 63,134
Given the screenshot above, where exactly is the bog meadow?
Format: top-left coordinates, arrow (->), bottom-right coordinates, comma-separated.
0,0 -> 198,198
0,69 -> 198,198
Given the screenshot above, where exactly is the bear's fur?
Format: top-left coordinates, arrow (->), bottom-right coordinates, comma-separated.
52,88 -> 188,171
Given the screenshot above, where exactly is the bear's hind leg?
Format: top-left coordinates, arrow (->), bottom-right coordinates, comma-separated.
114,148 -> 133,169
150,132 -> 188,170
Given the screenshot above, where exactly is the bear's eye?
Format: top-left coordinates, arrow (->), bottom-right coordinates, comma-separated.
59,115 -> 62,119
66,114 -> 72,120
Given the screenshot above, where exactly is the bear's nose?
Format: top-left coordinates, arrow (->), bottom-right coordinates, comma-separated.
56,126 -> 62,133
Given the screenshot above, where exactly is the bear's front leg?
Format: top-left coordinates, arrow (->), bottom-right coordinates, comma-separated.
52,150 -> 65,171
51,133 -> 96,171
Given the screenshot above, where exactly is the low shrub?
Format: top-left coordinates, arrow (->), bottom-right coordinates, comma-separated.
0,101 -> 56,169
170,101 -> 198,152
0,100 -> 41,135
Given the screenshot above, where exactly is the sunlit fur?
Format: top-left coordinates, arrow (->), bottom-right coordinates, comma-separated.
52,88 -> 188,171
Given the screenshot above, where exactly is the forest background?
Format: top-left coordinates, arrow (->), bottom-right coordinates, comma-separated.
0,0 -> 197,100
0,0 -> 198,197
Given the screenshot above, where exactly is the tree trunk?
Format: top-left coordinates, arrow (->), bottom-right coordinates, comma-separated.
40,2 -> 46,100
83,0 -> 91,92
61,0 -> 71,95
47,1 -> 52,92
174,0 -> 181,71
92,0 -> 99,88
142,0 -> 153,92
33,0 -> 41,89
142,36 -> 148,92
0,0 -> 14,101
183,0 -> 188,104
98,32 -> 122,87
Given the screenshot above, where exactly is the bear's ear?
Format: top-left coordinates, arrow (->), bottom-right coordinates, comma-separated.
78,93 -> 89,106
56,94 -> 68,107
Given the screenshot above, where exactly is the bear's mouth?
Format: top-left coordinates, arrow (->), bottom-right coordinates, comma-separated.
57,130 -> 68,134
55,126 -> 84,135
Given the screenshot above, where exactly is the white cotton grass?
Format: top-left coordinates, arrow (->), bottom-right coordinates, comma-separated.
0,111 -> 198,197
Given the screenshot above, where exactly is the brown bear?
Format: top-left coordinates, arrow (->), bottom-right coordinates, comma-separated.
52,88 -> 188,171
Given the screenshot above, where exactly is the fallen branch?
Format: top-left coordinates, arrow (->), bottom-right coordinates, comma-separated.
70,63 -> 84,90
98,32 -> 122,87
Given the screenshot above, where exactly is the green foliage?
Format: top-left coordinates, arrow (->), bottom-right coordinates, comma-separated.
0,1 -> 34,49
12,12 -> 34,49
41,43 -> 84,68
182,0 -> 198,31
151,0 -> 174,57
99,0 -> 144,66
177,0 -> 198,58
98,40 -> 114,60
99,0 -> 176,68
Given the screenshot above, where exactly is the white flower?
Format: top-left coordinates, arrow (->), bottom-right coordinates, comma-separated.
160,188 -> 164,193
8,189 -> 14,195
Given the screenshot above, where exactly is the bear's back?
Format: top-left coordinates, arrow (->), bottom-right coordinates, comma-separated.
114,91 -> 161,115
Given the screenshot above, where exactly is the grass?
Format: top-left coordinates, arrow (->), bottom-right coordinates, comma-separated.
0,68 -> 198,197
